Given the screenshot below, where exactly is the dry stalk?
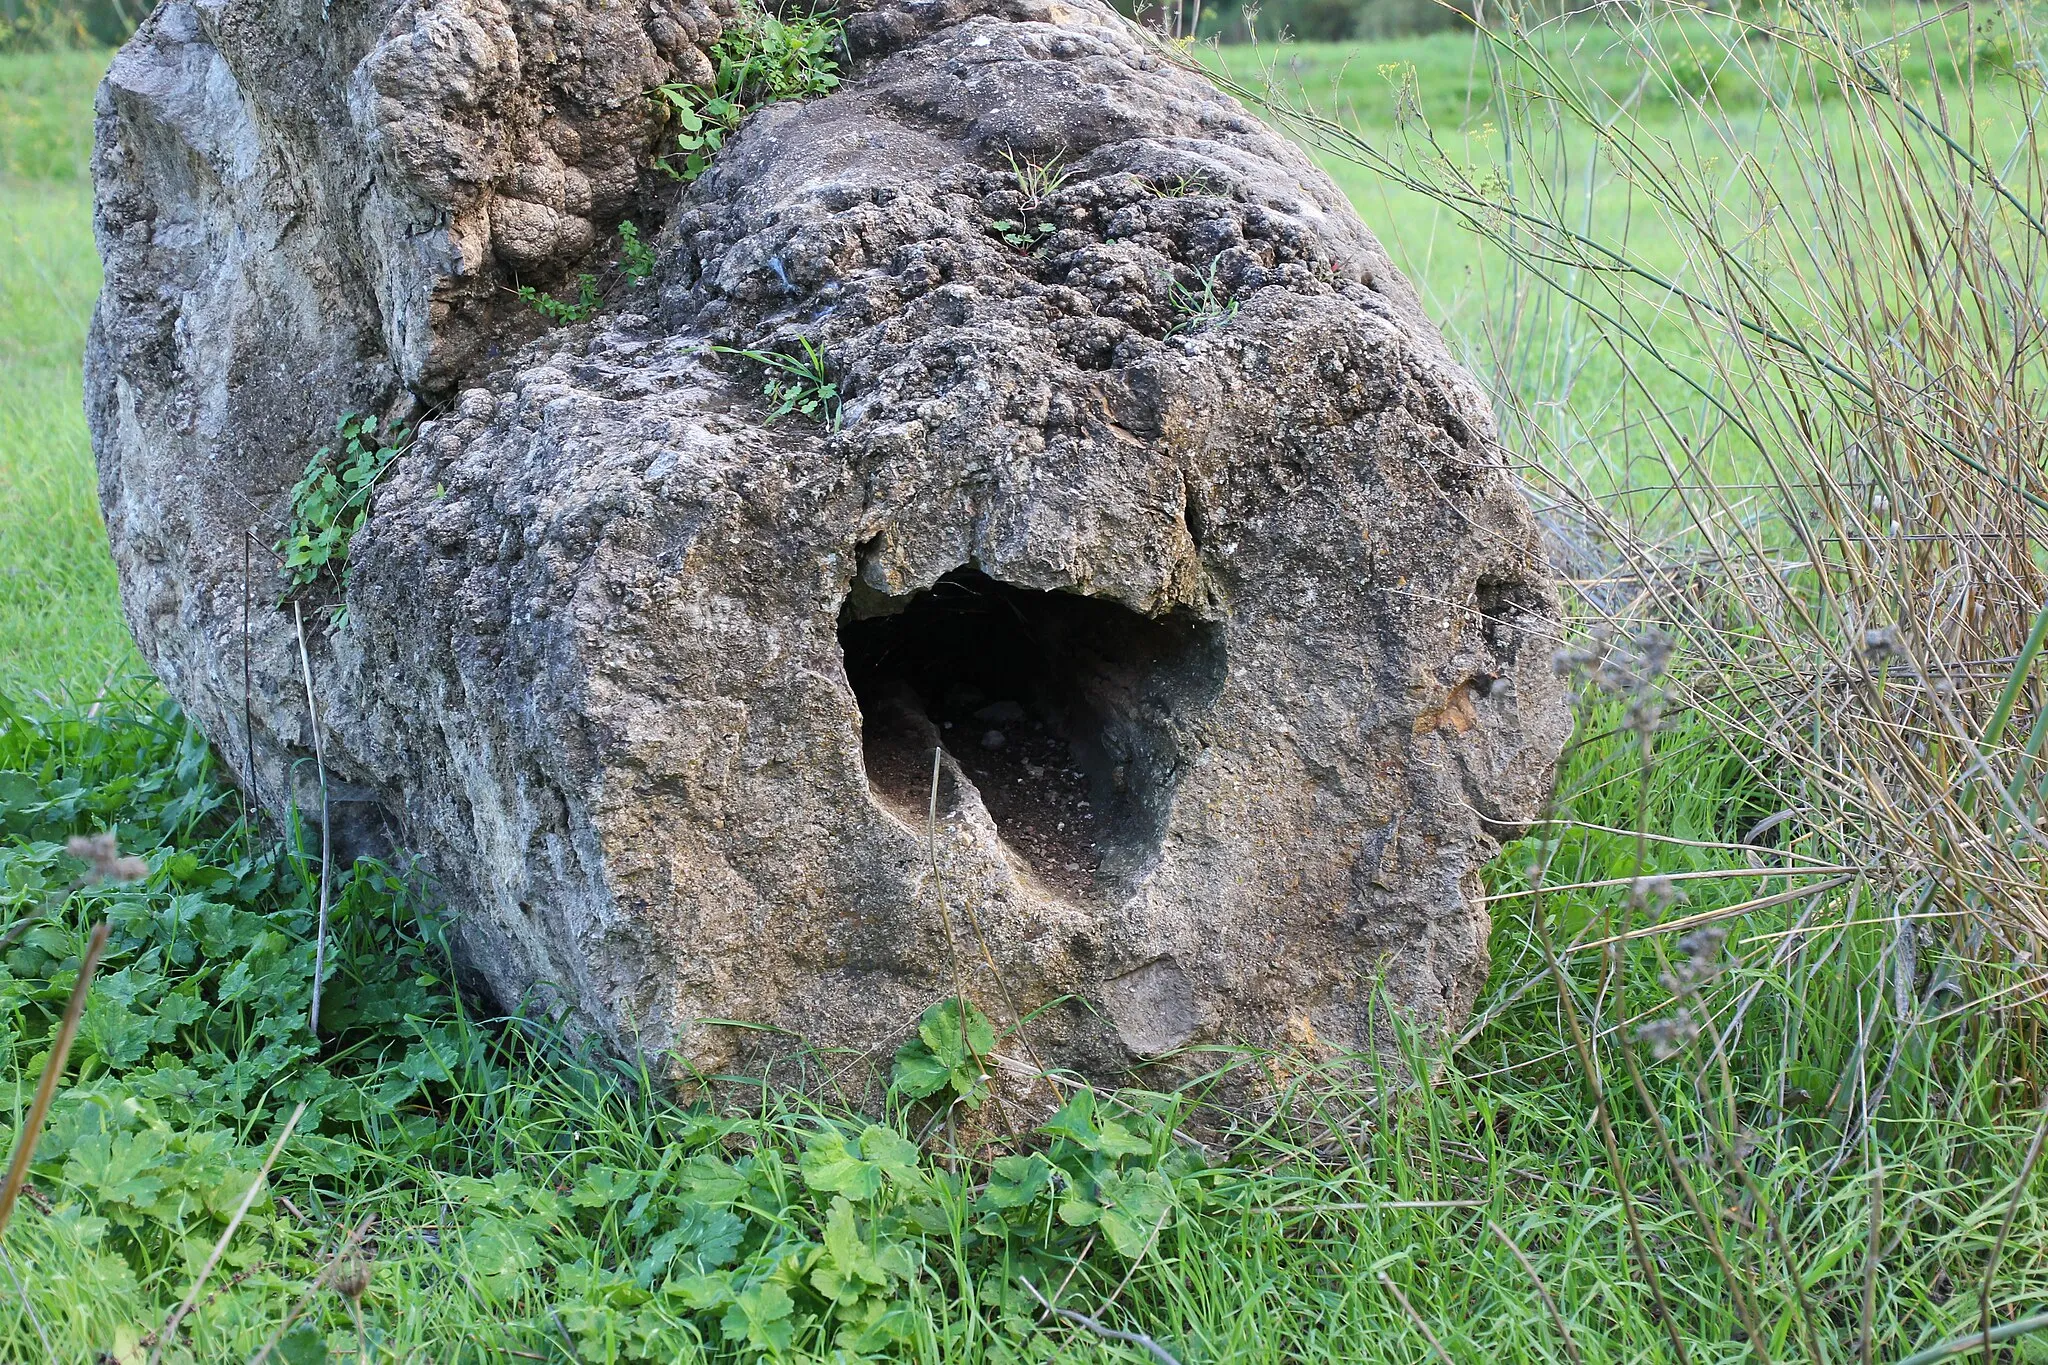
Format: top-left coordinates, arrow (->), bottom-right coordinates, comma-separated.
1020,1276 -> 1184,1365
291,600 -> 332,1039
1374,1270 -> 1456,1365
0,920 -> 110,1242
1485,1219 -> 1584,1365
149,1100 -> 308,1364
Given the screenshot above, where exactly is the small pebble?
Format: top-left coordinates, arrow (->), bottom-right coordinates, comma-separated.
1025,763 -> 1046,779
981,729 -> 1006,749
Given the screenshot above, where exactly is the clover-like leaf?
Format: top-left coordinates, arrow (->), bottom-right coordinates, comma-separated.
721,1280 -> 796,1353
1095,1168 -> 1175,1258
891,1039 -> 952,1099
980,1152 -> 1054,1212
800,1128 -> 884,1201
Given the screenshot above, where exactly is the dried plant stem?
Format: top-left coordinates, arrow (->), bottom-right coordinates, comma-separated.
1094,1206 -> 1172,1322
1613,1034 -> 1773,1353
928,747 -> 1059,1105
247,1214 -> 377,1365
1686,1008 -> 1826,1362
1978,1105 -> 2048,1361
1894,1310 -> 2048,1365
1375,1270 -> 1455,1365
150,1100 -> 308,1364
922,747 -> 1020,1135
1489,864 -> 1862,904
292,601 -> 332,1039
243,528 -> 257,805
0,1244 -> 50,1358
1486,1220 -> 1584,1365
1860,1157 -> 1883,1365
1020,1277 -> 1183,1365
926,747 -> 967,1009
1529,867 -> 1694,1364
0,920 -> 110,1242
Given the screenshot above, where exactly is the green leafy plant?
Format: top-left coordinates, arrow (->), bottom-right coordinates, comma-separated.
0,692 -> 468,1289
1150,170 -> 1216,198
986,217 -> 1055,249
618,220 -> 658,283
516,271 -> 601,325
650,1 -> 841,182
986,148 -> 1069,251
513,224 -> 656,327
1006,1088 -> 1183,1258
717,337 -> 842,430
650,87 -> 744,183
0,692 -> 1208,1359
1004,147 -> 1070,207
275,414 -> 406,596
889,996 -> 994,1106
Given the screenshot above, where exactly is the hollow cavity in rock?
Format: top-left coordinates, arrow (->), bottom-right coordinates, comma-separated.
839,569 -> 1222,898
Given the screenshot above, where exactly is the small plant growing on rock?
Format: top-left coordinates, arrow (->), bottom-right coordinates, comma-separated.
1165,255 -> 1237,336
988,216 -> 1055,250
515,272 -> 601,325
651,86 -> 742,183
276,413 -> 407,595
987,147 -> 1069,251
651,1 -> 842,182
1149,170 -> 1215,198
889,996 -> 995,1107
718,338 -> 842,430
1006,146 -> 1070,206
514,223 -> 656,326
618,220 -> 657,283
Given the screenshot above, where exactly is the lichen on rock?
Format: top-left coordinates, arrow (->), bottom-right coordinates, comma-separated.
88,0 -> 1572,1094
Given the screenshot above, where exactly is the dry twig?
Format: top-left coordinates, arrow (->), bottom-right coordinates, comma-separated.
0,921 -> 111,1242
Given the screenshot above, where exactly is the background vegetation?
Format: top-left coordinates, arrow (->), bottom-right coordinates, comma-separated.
6,3 -> 2048,1362
0,0 -> 136,52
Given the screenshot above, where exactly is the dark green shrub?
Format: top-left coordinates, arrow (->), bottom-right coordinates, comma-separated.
0,0 -> 140,52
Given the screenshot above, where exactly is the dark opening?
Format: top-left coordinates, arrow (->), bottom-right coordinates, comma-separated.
1476,573 -> 1542,664
840,569 -> 1223,898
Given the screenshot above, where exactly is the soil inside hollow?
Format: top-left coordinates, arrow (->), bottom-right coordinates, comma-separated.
840,572 -> 1139,898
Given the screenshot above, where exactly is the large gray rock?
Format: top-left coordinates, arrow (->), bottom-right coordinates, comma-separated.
89,0 -> 1572,1092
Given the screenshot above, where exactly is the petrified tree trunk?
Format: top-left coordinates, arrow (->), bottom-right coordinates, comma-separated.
88,0 -> 1571,1090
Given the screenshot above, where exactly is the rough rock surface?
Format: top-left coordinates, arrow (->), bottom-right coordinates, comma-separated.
89,0 -> 1573,1091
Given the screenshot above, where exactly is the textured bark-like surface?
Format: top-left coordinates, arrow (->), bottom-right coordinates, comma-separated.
89,0 -> 1572,1093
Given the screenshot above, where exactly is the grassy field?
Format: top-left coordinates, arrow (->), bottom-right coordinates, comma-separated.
0,47 -> 134,703
5,14 -> 2048,1364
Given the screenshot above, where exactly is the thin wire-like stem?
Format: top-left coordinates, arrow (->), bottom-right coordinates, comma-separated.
1486,1219 -> 1586,1365
0,1244 -> 51,1359
150,1101 -> 308,1364
1020,1278 -> 1183,1365
1979,1105 -> 2048,1361
1860,1156 -> 1884,1365
1376,1270 -> 1456,1365
292,601 -> 332,1039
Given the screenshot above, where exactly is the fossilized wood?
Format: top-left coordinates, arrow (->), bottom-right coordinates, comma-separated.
89,0 -> 1573,1092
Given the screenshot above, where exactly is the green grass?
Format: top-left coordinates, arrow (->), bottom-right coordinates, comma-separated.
5,26 -> 2048,1365
4,687 -> 2045,1361
0,49 -> 136,704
